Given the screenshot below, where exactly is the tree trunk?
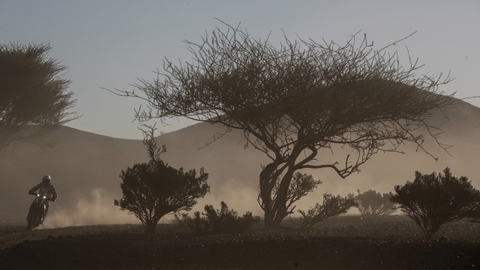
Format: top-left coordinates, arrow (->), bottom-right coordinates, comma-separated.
144,220 -> 157,234
261,167 -> 295,230
259,163 -> 276,230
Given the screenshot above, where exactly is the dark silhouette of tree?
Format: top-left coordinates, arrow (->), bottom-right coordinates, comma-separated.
0,43 -> 78,152
111,21 -> 455,230
114,126 -> 210,234
391,168 -> 480,240
298,193 -> 356,231
355,189 -> 396,216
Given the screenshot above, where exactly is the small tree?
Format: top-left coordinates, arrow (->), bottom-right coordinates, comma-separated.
391,167 -> 480,240
0,43 -> 78,153
355,189 -> 396,216
114,127 -> 210,234
298,193 -> 356,231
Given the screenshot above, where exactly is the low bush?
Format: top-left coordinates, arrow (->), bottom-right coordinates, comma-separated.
175,201 -> 261,235
298,193 -> 357,231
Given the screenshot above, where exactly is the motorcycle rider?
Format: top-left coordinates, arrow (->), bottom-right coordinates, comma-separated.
28,175 -> 57,224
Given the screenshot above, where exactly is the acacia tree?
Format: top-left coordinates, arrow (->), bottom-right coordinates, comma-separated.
0,43 -> 78,152
111,23 -> 455,230
114,127 -> 210,234
391,168 -> 480,240
355,189 -> 396,216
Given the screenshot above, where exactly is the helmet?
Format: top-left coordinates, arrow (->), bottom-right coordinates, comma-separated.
42,175 -> 51,184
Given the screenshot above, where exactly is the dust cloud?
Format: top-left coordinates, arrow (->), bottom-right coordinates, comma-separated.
2,100 -> 480,227
42,185 -> 263,228
42,188 -> 138,229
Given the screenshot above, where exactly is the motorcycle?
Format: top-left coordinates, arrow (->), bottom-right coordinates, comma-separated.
26,191 -> 52,231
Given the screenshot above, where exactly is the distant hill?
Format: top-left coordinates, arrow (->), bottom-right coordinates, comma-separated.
1,98 -> 480,226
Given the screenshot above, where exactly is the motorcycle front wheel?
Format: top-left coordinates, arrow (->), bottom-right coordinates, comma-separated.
27,210 -> 43,231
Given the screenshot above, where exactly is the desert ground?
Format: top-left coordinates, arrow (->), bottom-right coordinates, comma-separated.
1,215 -> 480,270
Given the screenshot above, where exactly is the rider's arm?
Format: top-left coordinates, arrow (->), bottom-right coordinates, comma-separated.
50,185 -> 58,201
28,184 -> 40,195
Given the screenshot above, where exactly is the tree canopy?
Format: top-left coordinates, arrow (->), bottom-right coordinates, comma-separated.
112,22 -> 456,230
0,43 -> 78,152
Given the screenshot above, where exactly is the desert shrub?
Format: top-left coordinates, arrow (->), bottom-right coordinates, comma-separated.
175,201 -> 261,235
115,127 -> 209,234
298,193 -> 357,231
391,167 -> 480,240
174,211 -> 204,233
355,189 -> 396,216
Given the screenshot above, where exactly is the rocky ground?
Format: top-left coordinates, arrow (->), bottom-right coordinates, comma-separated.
1,216 -> 480,269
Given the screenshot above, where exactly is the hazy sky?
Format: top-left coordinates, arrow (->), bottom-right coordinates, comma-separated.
1,1 -> 479,139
